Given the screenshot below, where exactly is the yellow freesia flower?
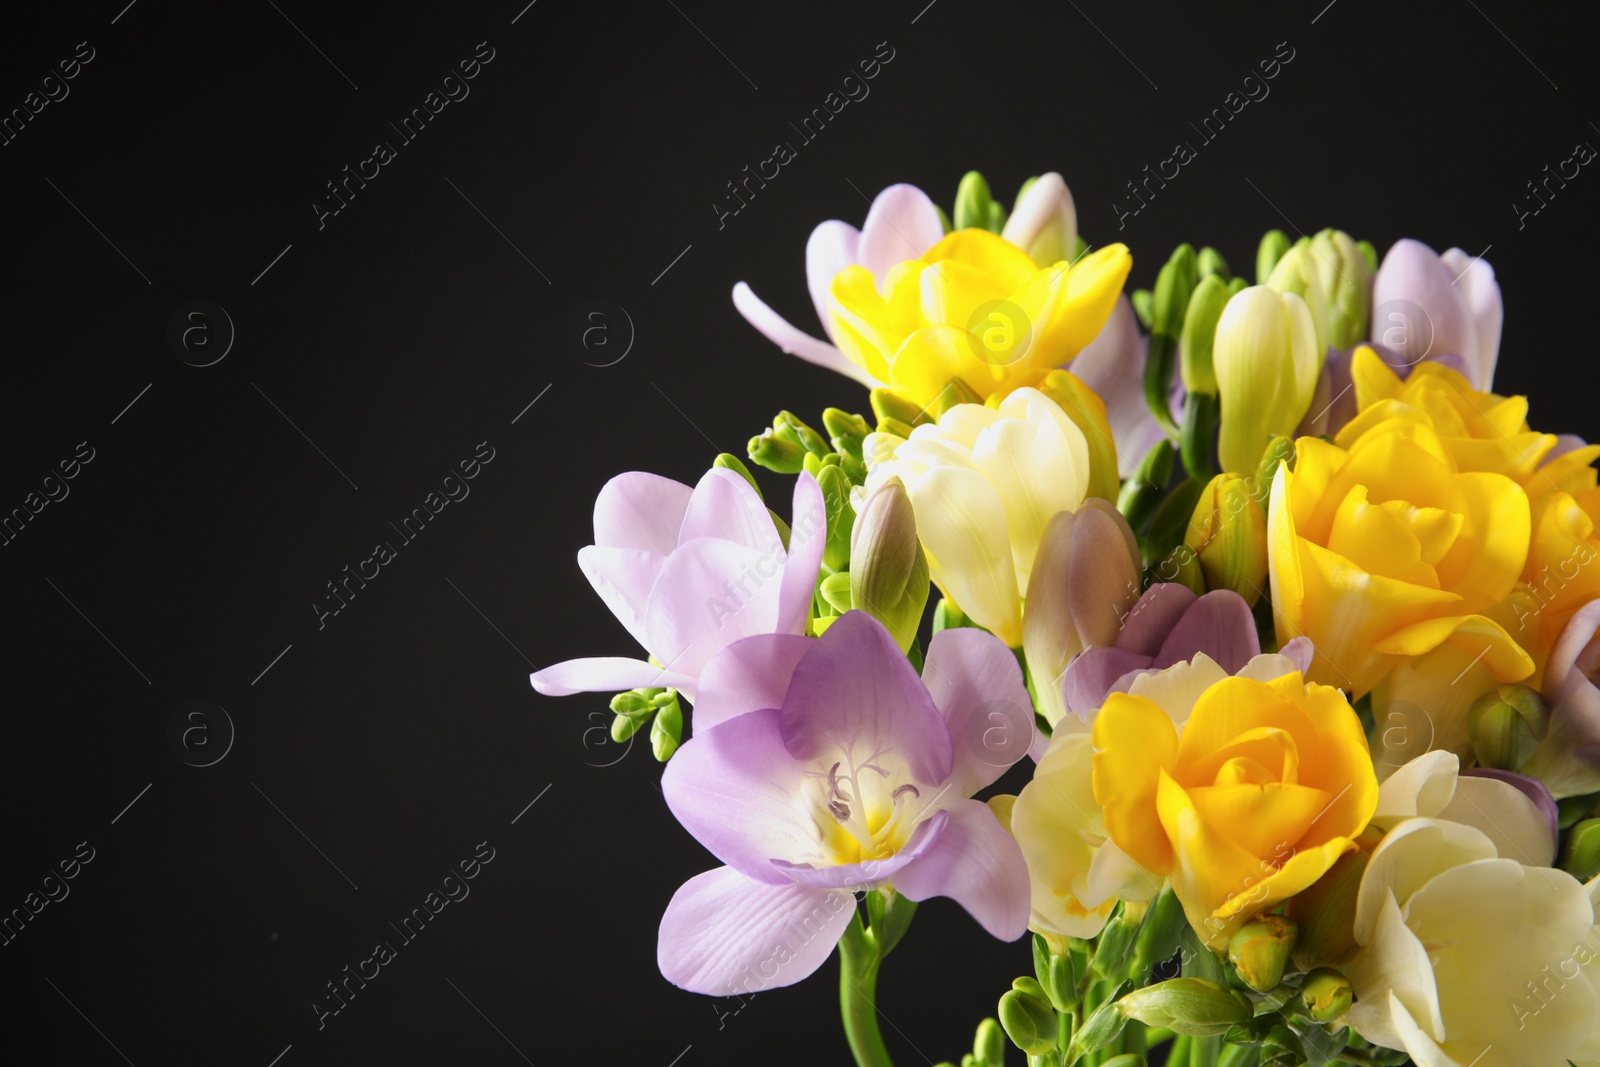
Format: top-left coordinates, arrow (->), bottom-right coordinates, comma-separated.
1267,417 -> 1535,697
826,228 -> 1131,410
1090,670 -> 1378,949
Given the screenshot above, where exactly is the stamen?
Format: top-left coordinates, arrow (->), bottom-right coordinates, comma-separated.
891,784 -> 920,803
828,800 -> 851,822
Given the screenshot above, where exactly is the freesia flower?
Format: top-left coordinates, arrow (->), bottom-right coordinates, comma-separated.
529,467 -> 824,702
1213,286 -> 1321,474
1014,643 -> 1329,942
862,387 -> 1110,646
732,183 -> 945,389
1267,418 -> 1534,696
1090,663 -> 1379,949
1523,598 -> 1600,797
1020,499 -> 1142,728
1371,749 -> 1558,865
1342,814 -> 1599,1067
656,611 -> 1032,994
1369,238 -> 1503,391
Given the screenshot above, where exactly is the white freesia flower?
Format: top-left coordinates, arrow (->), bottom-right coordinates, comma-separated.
861,389 -> 1092,646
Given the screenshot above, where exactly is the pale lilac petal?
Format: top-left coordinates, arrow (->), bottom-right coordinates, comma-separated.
1153,590 -> 1261,674
592,471 -> 694,554
892,798 -> 1030,941
1460,769 -> 1559,856
772,810 -> 947,889
858,184 -> 944,281
681,467 -> 782,554
1116,583 -> 1198,655
1542,599 -> 1600,703
1371,239 -> 1475,375
805,220 -> 861,335
692,633 -> 813,732
1297,346 -> 1358,437
658,866 -> 853,995
1063,646 -> 1152,717
1064,296 -> 1155,479
777,472 -> 827,636
663,708 -> 813,883
732,283 -> 882,388
1278,636 -> 1315,676
923,627 -> 1035,794
779,612 -> 954,788
1441,248 -> 1502,389
1548,434 -> 1590,463
645,538 -> 782,679
1000,172 -> 1076,265
577,545 -> 663,649
529,657 -> 695,697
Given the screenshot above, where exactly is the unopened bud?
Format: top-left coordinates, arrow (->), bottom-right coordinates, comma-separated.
998,979 -> 1057,1055
714,453 -> 761,496
850,477 -> 930,652
1311,228 -> 1372,350
1267,246 -> 1332,358
748,429 -> 807,473
1299,968 -> 1354,1022
1468,684 -> 1550,771
816,464 -> 855,573
1116,977 -> 1252,1037
1228,915 -> 1298,992
1185,473 -> 1269,601
972,1017 -> 1005,1067
1180,275 -> 1232,395
1562,818 -> 1600,881
870,388 -> 929,432
1198,246 -> 1230,281
955,171 -> 998,233
650,694 -> 683,761
1256,229 -> 1291,285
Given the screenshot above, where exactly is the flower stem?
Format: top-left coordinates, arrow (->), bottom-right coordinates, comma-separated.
838,911 -> 893,1067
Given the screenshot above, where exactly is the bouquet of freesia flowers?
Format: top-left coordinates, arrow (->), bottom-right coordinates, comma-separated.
531,170 -> 1600,1067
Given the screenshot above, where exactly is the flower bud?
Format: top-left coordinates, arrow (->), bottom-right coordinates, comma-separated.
1198,246 -> 1230,281
1286,828 -> 1378,970
1299,968 -> 1353,1022
954,171 -> 999,232
819,570 -> 853,614
650,692 -> 683,761
1267,245 -> 1331,358
1115,977 -> 1252,1036
1562,818 -> 1600,881
849,477 -> 930,652
1468,684 -> 1551,771
998,980 -> 1058,1055
1100,1057 -> 1147,1067
1002,172 -> 1077,266
816,464 -> 855,573
1251,436 -> 1295,515
777,411 -> 829,456
1068,981 -> 1131,1057
1128,886 -> 1187,982
870,387 -> 930,433
972,1017 -> 1006,1067
1213,286 -> 1321,475
748,429 -> 807,473
1184,473 -> 1269,601
1310,228 -> 1372,350
1228,915 -> 1298,992
1179,275 -> 1232,395
714,453 -> 762,496
1093,905 -> 1141,979
1256,229 -> 1291,285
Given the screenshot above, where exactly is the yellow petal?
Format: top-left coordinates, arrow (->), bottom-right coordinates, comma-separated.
1091,693 -> 1179,875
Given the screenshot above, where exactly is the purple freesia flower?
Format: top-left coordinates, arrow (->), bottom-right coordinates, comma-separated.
1369,237 -> 1503,391
656,611 -> 1032,995
1522,597 -> 1600,798
1061,584 -> 1311,719
529,466 -> 824,702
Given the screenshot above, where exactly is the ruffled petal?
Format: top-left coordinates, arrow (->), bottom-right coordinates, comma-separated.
692,633 -> 813,732
923,626 -> 1034,794
892,798 -> 1031,940
592,471 -> 693,553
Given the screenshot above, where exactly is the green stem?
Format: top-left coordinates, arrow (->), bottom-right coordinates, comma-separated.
838,911 -> 893,1067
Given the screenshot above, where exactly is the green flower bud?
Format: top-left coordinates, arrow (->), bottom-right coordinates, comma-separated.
776,411 -> 829,456
748,429 -> 807,473
1100,1057 -> 1147,1067
1131,288 -> 1154,330
934,203 -> 953,235
955,171 -> 997,232
1357,238 -> 1378,273
650,693 -> 683,761
1068,980 -> 1131,1058
1180,275 -> 1232,395
1129,885 -> 1187,981
1152,544 -> 1205,596
1311,228 -> 1372,350
850,477 -> 930,652
932,598 -> 971,634
998,981 -> 1058,1055
819,570 -> 853,613
1266,245 -> 1332,359
1558,792 -> 1600,829
1228,915 -> 1298,992
816,464 -> 855,573
1117,438 -> 1176,534
1145,254 -> 1196,437
1256,229 -> 1291,285
1116,977 -> 1252,1037
1286,832 -> 1376,970
973,1017 -> 1005,1067
823,408 -> 872,454
1562,818 -> 1600,881
1213,287 -> 1321,475
1227,276 -> 1248,296
1093,905 -> 1141,979
1252,436 -> 1295,514
934,376 -> 984,417
1299,967 -> 1354,1022
1198,246 -> 1230,281
714,453 -> 761,496
870,387 -> 930,431
1468,684 -> 1551,771
1185,473 -> 1269,601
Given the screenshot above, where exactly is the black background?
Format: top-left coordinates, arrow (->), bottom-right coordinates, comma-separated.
2,0 -> 1597,1063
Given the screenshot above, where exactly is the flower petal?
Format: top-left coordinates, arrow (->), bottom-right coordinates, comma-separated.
657,866 -> 854,995
778,471 -> 827,636
692,633 -> 813,732
577,545 -> 663,650
892,798 -> 1031,940
529,657 -> 695,698
592,472 -> 693,553
645,538 -> 782,678
858,184 -> 945,280
923,626 -> 1035,795
1153,590 -> 1262,674
805,219 -> 860,334
732,282 -> 882,387
772,808 -> 947,889
1443,771 -> 1558,866
681,467 -> 783,554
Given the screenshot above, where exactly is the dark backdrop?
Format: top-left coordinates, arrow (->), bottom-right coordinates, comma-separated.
2,0 -> 1596,1063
